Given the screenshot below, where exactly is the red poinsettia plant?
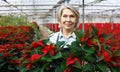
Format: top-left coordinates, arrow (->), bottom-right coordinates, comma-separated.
74,25 -> 120,72
0,25 -> 120,72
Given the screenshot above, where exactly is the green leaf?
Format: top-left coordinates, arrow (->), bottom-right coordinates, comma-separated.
40,56 -> 52,62
41,63 -> 49,72
110,66 -> 120,72
52,52 -> 62,59
42,38 -> 49,44
82,64 -> 92,72
55,65 -> 65,72
114,50 -> 120,57
68,41 -> 83,55
73,61 -> 81,69
74,30 -> 84,41
103,33 -> 113,41
86,54 -> 96,63
105,49 -> 113,57
91,26 -> 98,36
22,60 -> 29,64
18,67 -> 28,72
96,63 -> 107,72
97,54 -> 104,61
8,65 -> 16,70
55,41 -> 65,50
85,47 -> 95,56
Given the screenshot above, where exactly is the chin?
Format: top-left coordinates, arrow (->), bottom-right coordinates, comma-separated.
65,27 -> 73,30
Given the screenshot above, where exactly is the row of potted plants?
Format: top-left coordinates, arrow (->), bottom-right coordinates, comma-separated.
0,25 -> 120,72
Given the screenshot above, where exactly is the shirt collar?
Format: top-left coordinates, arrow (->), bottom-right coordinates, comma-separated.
58,30 -> 76,39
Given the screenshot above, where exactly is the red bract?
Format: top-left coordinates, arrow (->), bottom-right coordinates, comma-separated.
31,41 -> 39,48
30,54 -> 42,62
2,52 -> 10,58
66,54 -> 82,66
64,67 -> 72,72
37,40 -> 44,46
41,44 -> 55,56
11,44 -> 26,50
103,51 -> 111,62
97,48 -> 111,62
10,59 -> 21,66
87,39 -> 97,46
80,36 -> 87,42
66,54 -> 75,66
99,37 -> 105,43
0,26 -> 34,44
31,40 -> 43,48
115,59 -> 120,66
26,62 -> 32,68
0,45 -> 6,53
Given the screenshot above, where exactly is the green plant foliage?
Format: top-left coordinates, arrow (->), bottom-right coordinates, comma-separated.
0,15 -> 30,26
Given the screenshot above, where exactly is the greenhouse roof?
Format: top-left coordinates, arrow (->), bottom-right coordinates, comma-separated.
0,0 -> 120,20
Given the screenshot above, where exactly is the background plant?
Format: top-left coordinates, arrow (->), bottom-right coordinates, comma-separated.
0,15 -> 30,26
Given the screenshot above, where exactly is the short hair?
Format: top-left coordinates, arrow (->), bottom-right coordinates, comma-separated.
56,4 -> 80,28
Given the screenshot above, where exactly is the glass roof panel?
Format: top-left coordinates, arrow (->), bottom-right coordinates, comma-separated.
0,0 -> 120,22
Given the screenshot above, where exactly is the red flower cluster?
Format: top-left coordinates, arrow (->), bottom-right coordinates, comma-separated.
0,26 -> 34,44
79,25 -> 120,69
97,47 -> 111,62
64,54 -> 82,72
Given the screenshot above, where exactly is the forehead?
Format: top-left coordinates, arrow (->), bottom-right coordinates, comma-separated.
62,8 -> 75,15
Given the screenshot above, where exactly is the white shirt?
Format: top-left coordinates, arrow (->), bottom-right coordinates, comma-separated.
49,30 -> 76,48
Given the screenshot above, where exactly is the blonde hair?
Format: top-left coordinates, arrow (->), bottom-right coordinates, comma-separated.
56,4 -> 80,28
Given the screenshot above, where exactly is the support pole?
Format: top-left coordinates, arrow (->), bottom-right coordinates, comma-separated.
82,0 -> 85,32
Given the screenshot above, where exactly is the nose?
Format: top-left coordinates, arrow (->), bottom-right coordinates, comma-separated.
66,17 -> 71,21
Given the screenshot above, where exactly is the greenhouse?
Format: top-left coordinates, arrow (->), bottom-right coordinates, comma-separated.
0,0 -> 120,72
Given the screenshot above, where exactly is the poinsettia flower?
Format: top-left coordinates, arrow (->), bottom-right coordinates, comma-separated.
31,40 -> 43,48
30,54 -> 42,62
64,67 -> 72,72
80,36 -> 88,42
97,30 -> 102,37
26,62 -> 32,68
41,44 -> 55,56
66,54 -> 82,66
99,37 -> 105,43
31,41 -> 39,48
2,52 -> 10,58
103,51 -> 111,62
37,40 -> 44,46
108,58 -> 120,67
0,45 -> 6,53
10,59 -> 21,66
115,59 -> 120,66
21,52 -> 29,58
115,59 -> 120,63
66,54 -> 75,66
87,39 -> 97,46
14,44 -> 26,50
97,48 -> 111,62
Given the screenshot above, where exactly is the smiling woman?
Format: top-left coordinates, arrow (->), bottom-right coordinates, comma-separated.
49,4 -> 80,48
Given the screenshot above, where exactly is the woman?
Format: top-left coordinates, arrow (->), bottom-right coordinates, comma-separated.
49,4 -> 80,48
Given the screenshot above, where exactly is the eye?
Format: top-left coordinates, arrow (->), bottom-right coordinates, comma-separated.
63,15 -> 67,18
70,15 -> 75,18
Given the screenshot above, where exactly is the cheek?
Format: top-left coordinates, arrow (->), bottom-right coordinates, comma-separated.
73,18 -> 77,23
60,18 -> 65,24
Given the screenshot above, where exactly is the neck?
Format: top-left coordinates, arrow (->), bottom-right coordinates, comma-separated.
62,29 -> 74,38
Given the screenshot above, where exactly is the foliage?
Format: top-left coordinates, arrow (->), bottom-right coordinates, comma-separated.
0,25 -> 120,72
0,15 -> 30,26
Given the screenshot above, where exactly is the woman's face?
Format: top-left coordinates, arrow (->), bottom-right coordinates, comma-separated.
60,8 -> 77,30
